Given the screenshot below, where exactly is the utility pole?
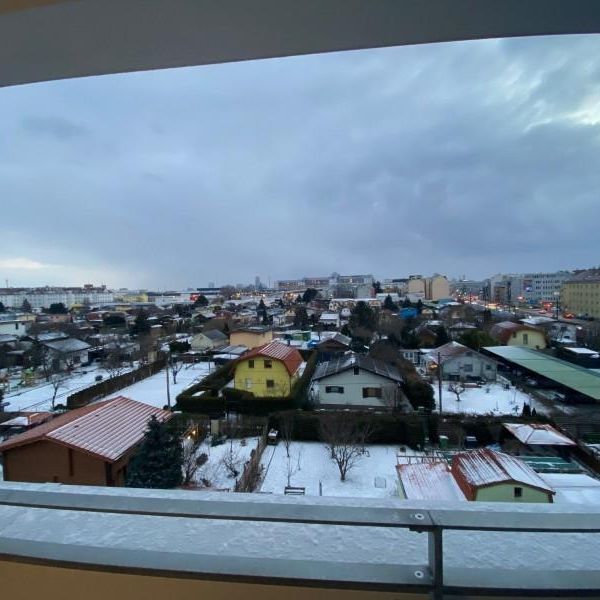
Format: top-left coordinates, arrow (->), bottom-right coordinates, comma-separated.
165,352 -> 171,408
437,352 -> 443,415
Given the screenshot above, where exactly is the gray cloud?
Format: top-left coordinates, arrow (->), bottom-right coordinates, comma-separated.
1,34 -> 600,288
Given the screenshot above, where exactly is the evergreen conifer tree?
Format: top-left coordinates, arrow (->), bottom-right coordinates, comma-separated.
126,416 -> 183,488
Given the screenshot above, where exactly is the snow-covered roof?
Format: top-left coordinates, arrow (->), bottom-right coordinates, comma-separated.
43,337 -> 91,353
312,354 -> 403,384
452,449 -> 554,499
0,396 -> 171,462
397,462 -> 466,501
540,473 -> 600,506
503,423 -> 576,446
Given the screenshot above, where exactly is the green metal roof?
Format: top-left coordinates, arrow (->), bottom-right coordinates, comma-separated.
484,346 -> 600,401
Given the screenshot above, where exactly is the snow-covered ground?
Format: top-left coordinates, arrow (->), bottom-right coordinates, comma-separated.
434,382 -> 539,416
2,365 -> 122,412
260,441 -> 401,498
106,361 -> 213,408
191,437 -> 260,490
2,361 -> 213,412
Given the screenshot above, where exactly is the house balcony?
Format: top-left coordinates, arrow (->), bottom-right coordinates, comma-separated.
0,482 -> 599,600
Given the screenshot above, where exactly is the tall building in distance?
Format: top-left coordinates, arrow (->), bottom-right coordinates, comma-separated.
276,273 -> 374,298
407,274 -> 450,301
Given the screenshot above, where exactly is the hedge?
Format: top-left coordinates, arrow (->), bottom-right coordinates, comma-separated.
175,360 -> 236,405
268,410 -> 435,448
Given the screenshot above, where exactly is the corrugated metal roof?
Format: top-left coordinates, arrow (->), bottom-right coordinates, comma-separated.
503,423 -> 576,446
43,338 -> 91,353
312,354 -> 403,383
484,346 -> 600,400
397,462 -> 465,501
0,397 -> 171,462
240,341 -> 303,375
452,448 -> 554,497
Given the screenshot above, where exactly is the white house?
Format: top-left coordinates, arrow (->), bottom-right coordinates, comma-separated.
310,354 -> 409,410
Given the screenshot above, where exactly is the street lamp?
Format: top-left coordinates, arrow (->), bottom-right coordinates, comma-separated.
553,291 -> 560,320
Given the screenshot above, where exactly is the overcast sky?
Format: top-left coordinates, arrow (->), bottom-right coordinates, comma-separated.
1,34 -> 600,290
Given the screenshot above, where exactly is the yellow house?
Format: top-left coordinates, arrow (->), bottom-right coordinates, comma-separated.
234,341 -> 303,397
490,321 -> 547,349
230,326 -> 273,350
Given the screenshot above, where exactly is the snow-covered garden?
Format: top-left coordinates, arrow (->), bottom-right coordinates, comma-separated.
1,361 -> 214,412
433,381 -> 540,416
260,441 -> 401,498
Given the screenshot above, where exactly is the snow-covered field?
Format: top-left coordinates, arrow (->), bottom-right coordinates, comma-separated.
434,382 -> 539,416
2,361 -> 213,412
260,441 -> 401,498
2,365 -> 121,412
107,361 -> 213,408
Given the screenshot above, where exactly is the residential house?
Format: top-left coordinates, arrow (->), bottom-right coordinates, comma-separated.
233,340 -> 304,396
422,342 -> 498,381
42,338 -> 91,370
310,354 -> 408,410
448,322 -> 477,340
229,326 -> 273,350
490,321 -> 547,349
0,396 -> 171,486
315,332 -> 351,363
319,312 -> 341,328
190,329 -> 229,352
452,448 -> 555,503
42,337 -> 91,369
0,317 -> 28,336
0,412 -> 54,440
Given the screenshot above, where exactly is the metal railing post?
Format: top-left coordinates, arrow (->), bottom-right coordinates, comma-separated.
428,527 -> 443,600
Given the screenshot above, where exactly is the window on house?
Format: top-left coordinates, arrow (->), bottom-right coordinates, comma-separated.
353,367 -> 359,375
266,379 -> 275,389
248,359 -> 254,368
264,360 -> 272,368
245,378 -> 252,389
325,386 -> 344,393
485,364 -> 492,370
462,364 -> 473,372
514,487 -> 523,498
362,387 -> 382,399
523,333 -> 529,345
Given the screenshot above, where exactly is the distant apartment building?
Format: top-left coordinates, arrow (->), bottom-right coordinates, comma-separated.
276,273 -> 374,298
407,274 -> 449,301
521,271 -> 572,303
487,271 -> 572,305
451,279 -> 486,298
0,285 -> 113,310
562,268 -> 600,319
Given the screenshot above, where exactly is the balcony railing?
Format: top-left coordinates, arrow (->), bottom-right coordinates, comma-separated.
0,483 -> 599,599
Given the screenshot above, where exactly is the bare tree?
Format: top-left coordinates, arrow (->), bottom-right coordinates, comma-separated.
103,345 -> 126,379
49,373 -> 66,409
221,442 -> 243,479
319,412 -> 372,481
170,356 -> 184,384
286,448 -> 303,487
280,411 -> 295,458
181,431 -> 207,486
448,381 -> 465,403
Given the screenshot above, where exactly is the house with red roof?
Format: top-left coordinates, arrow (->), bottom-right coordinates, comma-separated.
233,340 -> 304,396
0,396 -> 171,486
452,448 -> 554,503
